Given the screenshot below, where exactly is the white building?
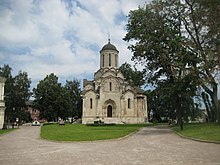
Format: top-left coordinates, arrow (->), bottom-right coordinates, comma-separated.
82,41 -> 148,124
0,77 -> 6,129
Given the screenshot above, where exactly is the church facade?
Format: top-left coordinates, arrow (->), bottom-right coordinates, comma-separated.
82,41 -> 148,124
0,77 -> 6,129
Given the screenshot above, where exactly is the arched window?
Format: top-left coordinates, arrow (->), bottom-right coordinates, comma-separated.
90,98 -> 93,109
103,54 -> 105,67
128,98 -> 131,109
115,54 -> 117,67
109,82 -> 112,91
109,53 -> 111,66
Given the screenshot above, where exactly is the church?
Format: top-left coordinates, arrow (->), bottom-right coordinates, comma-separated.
82,40 -> 148,124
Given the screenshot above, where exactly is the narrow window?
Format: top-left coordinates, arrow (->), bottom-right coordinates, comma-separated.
128,98 -> 131,109
103,54 -> 105,67
109,82 -> 112,91
107,105 -> 112,117
115,54 -> 117,67
109,53 -> 111,66
90,98 -> 93,109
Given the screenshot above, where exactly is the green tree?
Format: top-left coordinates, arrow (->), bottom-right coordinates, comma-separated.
124,0 -> 200,129
13,71 -> 31,123
33,73 -> 68,121
65,79 -> 82,119
0,65 -> 32,126
119,62 -> 145,87
146,86 -> 176,123
180,0 -> 220,123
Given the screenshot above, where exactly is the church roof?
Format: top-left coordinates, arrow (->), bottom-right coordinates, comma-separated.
83,79 -> 94,87
101,41 -> 118,52
134,87 -> 145,94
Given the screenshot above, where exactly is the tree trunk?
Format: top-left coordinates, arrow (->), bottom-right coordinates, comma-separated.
202,84 -> 218,122
176,95 -> 183,130
202,92 -> 211,122
213,84 -> 219,124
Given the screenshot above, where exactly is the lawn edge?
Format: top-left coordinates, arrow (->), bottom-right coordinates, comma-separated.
0,128 -> 18,137
40,126 -> 145,143
171,128 -> 220,144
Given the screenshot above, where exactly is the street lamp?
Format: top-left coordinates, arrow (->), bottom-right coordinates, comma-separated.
16,117 -> 19,128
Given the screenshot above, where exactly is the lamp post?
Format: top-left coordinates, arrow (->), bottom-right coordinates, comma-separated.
12,107 -> 15,129
16,118 -> 19,128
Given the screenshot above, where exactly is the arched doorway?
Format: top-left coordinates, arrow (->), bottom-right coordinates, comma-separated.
103,99 -> 116,117
107,105 -> 112,117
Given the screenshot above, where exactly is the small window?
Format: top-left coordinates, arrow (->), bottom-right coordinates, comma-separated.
109,82 -> 112,91
103,54 -> 105,67
90,98 -> 93,109
115,54 -> 117,67
128,98 -> 131,109
109,53 -> 111,66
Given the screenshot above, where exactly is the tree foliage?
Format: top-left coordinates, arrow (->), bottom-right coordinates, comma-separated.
124,0 -> 220,126
180,0 -> 220,123
65,79 -> 82,118
33,73 -> 64,121
0,64 -> 32,125
119,62 -> 145,87
33,73 -> 82,122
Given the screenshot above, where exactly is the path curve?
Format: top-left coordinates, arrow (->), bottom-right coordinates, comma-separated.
0,125 -> 220,165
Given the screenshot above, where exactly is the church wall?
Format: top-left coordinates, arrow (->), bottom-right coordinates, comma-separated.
123,91 -> 136,117
83,91 -> 97,117
0,107 -> 5,129
137,97 -> 145,117
0,77 -> 5,129
98,76 -> 122,118
97,92 -> 121,118
0,82 -> 5,100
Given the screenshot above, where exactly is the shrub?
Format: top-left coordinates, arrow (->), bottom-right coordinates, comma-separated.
86,123 -> 116,126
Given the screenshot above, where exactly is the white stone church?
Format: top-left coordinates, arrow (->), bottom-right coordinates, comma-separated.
82,40 -> 148,124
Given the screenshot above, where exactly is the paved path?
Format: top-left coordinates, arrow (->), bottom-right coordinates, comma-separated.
0,125 -> 220,165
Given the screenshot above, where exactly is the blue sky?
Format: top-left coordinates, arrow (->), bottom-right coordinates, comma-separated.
0,0 -> 149,88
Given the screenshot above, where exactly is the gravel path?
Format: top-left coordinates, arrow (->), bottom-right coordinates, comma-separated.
0,125 -> 219,165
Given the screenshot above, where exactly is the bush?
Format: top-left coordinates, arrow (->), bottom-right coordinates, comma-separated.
43,122 -> 57,126
86,123 -> 116,126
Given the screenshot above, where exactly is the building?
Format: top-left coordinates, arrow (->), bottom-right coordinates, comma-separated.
82,40 -> 148,124
26,100 -> 40,121
0,77 -> 6,129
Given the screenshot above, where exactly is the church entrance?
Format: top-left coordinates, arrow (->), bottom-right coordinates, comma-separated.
107,105 -> 112,117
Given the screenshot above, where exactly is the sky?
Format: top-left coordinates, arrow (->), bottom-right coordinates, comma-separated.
0,0 -> 150,89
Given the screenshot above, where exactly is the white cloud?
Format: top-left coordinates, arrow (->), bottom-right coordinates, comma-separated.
0,0 -> 150,88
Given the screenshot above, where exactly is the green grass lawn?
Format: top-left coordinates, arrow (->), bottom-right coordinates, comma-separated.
172,123 -> 220,142
0,128 -> 16,135
41,124 -> 147,141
